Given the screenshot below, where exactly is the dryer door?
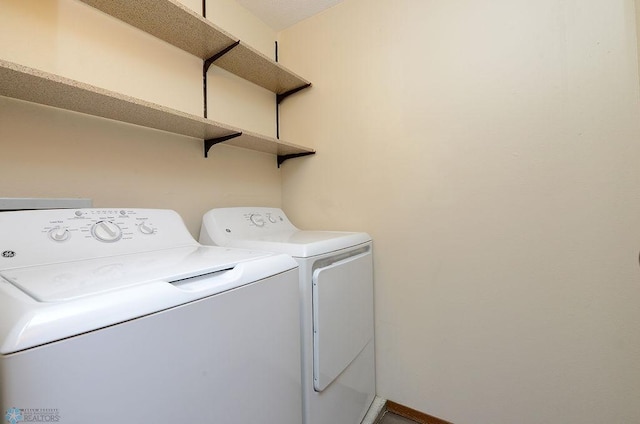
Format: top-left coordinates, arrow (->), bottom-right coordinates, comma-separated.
312,248 -> 373,392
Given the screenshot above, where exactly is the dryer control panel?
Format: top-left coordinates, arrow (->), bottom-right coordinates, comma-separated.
247,210 -> 288,228
0,209 -> 196,269
200,207 -> 371,257
201,207 -> 298,242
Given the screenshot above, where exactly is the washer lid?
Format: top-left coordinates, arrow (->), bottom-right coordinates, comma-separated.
0,245 -> 271,302
222,230 -> 371,258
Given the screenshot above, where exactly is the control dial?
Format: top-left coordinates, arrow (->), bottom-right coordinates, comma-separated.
138,222 -> 155,235
267,214 -> 277,223
48,227 -> 70,242
91,220 -> 122,242
249,214 -> 265,227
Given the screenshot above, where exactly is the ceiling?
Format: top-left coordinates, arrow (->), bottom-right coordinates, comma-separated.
234,0 -> 344,30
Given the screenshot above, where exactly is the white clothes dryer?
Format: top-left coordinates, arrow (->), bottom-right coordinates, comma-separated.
0,208 -> 301,424
200,207 -> 375,424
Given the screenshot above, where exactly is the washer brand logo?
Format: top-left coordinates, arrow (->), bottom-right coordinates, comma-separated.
1,251 -> 16,258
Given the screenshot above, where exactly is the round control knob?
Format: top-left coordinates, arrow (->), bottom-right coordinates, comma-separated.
48,227 -> 70,242
138,222 -> 155,235
249,214 -> 265,227
267,215 -> 277,223
91,220 -> 122,242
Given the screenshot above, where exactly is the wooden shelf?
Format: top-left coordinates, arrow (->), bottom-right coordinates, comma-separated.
78,0 -> 311,95
0,60 -> 314,158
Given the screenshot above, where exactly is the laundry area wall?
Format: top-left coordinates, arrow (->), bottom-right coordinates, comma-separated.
2,1 -> 640,424
278,0 -> 640,423
0,0 -> 280,235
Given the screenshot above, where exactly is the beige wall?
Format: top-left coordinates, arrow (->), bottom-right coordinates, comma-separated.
279,0 -> 640,423
4,0 -> 640,422
0,0 -> 281,236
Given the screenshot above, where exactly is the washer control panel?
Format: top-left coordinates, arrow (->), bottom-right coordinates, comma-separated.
0,208 -> 196,269
42,209 -> 158,244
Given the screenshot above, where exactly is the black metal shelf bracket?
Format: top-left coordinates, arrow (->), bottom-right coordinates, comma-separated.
204,132 -> 242,158
203,41 -> 241,118
277,152 -> 315,168
275,41 -> 312,139
277,83 -> 312,105
276,83 -> 311,139
204,41 -> 241,72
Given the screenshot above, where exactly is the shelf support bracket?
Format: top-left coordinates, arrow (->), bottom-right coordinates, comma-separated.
203,41 -> 241,118
204,41 -> 241,72
276,83 -> 312,105
276,83 -> 312,139
277,152 -> 315,168
204,132 -> 242,158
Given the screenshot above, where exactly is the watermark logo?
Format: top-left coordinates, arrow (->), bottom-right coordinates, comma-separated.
4,408 -> 60,423
4,408 -> 23,424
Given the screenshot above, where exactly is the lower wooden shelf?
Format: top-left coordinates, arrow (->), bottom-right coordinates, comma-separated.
0,59 -> 314,160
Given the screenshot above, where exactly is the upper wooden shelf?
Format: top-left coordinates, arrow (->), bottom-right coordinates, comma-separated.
0,59 -> 314,159
78,0 -> 311,95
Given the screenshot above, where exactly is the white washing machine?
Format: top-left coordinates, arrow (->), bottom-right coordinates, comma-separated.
0,208 -> 301,424
200,207 -> 375,424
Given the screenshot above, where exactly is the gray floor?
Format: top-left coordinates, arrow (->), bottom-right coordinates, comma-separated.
377,411 -> 419,424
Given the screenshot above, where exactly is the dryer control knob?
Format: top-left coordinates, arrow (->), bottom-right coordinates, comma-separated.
91,220 -> 122,242
249,214 -> 265,227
